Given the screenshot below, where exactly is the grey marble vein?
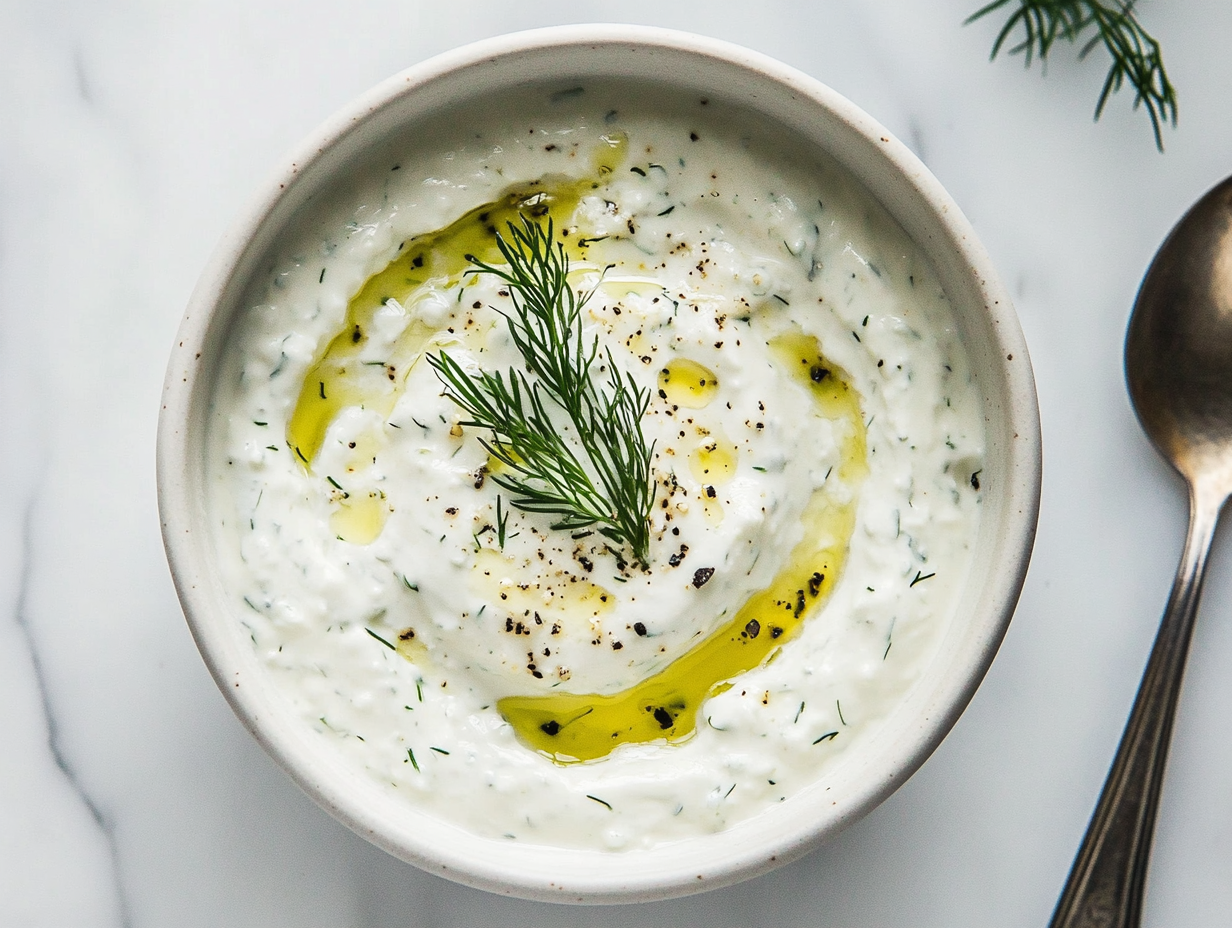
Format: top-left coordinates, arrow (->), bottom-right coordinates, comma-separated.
13,497 -> 132,928
73,47 -> 92,105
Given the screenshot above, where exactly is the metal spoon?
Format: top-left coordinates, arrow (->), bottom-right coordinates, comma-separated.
1050,175 -> 1232,928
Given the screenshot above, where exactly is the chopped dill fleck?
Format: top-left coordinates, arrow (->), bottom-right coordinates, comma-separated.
496,495 -> 511,548
837,700 -> 846,725
752,465 -> 767,472
910,571 -> 936,587
586,794 -> 613,810
402,575 -> 419,592
365,628 -> 396,651
813,731 -> 839,745
794,701 -> 805,723
430,746 -> 450,755
326,475 -> 343,490
406,748 -> 420,771
416,678 -> 424,702
253,420 -> 267,427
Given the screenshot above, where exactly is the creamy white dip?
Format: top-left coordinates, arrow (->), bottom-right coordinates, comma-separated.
208,84 -> 984,850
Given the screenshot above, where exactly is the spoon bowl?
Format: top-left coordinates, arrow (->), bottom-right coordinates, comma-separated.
1128,176 -> 1232,487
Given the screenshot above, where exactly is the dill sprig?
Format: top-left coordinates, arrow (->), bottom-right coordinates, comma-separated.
968,0 -> 1177,150
428,218 -> 656,563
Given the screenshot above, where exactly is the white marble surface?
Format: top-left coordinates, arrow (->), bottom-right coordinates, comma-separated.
2,2 -> 1231,925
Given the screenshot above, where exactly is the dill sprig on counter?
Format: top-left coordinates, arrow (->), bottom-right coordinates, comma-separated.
429,218 -> 656,564
968,0 -> 1177,150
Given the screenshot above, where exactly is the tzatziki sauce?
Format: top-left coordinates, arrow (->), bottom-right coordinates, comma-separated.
208,83 -> 985,850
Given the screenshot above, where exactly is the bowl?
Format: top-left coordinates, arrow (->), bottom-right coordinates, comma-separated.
157,24 -> 1041,903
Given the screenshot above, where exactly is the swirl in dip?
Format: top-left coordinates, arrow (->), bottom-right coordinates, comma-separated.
208,82 -> 985,850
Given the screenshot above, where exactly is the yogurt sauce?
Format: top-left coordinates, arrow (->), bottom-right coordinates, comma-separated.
208,84 -> 985,850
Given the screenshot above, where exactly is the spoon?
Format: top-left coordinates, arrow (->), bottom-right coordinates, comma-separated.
1050,174 -> 1232,928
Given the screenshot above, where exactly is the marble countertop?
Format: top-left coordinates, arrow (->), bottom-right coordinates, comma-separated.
3,2 -> 1231,925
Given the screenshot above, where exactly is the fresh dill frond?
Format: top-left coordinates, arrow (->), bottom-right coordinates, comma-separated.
429,218 -> 656,563
967,0 -> 1177,150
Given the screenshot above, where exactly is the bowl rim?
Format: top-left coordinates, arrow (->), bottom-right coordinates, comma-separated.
157,22 -> 1041,904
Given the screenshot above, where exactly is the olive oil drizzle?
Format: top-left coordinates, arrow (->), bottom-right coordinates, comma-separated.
286,134 -> 628,474
498,335 -> 867,763
658,358 -> 719,408
288,192 -> 588,467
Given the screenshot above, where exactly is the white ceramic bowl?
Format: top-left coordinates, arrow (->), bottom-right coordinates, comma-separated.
158,24 -> 1041,903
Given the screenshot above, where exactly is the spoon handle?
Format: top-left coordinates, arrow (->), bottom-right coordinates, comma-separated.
1049,481 -> 1222,928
